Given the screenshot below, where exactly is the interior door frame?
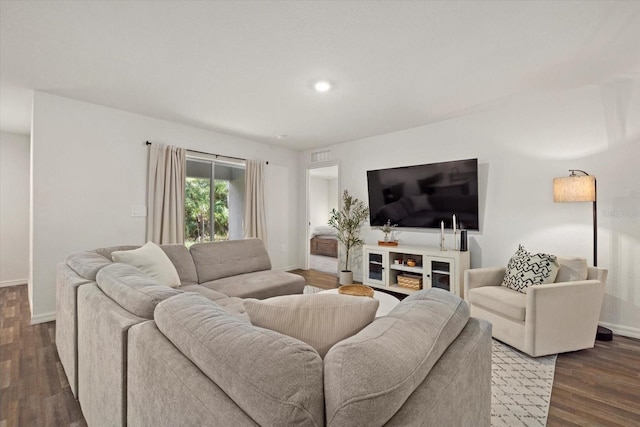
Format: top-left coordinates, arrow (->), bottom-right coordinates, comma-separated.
305,161 -> 340,270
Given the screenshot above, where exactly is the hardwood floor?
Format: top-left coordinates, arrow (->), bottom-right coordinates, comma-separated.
547,336 -> 640,426
0,284 -> 86,427
2,279 -> 639,426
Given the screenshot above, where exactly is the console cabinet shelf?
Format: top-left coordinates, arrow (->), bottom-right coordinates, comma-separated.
363,244 -> 470,298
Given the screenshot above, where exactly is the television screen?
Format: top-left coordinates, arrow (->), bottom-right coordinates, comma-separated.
367,158 -> 479,230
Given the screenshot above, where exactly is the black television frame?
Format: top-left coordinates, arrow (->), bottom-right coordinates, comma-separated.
366,158 -> 479,231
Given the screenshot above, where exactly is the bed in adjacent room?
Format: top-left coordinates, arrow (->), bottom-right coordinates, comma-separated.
309,226 -> 338,258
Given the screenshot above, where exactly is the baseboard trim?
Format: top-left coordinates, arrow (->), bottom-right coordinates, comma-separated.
0,279 -> 28,288
599,322 -> 640,339
31,311 -> 56,325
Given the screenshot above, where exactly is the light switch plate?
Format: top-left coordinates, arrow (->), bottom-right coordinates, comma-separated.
131,205 -> 147,217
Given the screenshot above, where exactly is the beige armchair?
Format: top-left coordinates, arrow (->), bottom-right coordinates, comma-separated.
464,263 -> 607,357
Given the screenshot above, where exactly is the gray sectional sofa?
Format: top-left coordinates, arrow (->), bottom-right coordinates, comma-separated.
56,238 -> 305,425
56,238 -> 492,427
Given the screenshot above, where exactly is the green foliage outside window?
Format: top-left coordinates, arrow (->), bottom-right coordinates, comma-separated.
185,178 -> 229,246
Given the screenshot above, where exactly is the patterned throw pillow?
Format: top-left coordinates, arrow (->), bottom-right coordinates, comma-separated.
502,245 -> 560,293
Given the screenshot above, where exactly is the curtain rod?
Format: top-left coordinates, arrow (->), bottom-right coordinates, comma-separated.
145,141 -> 268,164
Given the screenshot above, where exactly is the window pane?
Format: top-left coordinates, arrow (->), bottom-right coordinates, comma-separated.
185,157 -> 245,244
185,176 -> 211,247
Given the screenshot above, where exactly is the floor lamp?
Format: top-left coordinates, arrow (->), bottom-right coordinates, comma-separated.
553,170 -> 612,341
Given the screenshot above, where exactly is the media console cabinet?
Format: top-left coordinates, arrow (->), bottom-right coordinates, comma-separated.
362,244 -> 470,298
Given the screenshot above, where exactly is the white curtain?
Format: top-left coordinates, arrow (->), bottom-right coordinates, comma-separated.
146,143 -> 186,244
243,159 -> 267,246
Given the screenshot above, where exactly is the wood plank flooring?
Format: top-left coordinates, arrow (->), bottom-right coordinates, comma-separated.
0,284 -> 86,427
2,277 -> 639,426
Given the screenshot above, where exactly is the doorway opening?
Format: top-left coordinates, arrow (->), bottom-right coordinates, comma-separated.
307,164 -> 339,275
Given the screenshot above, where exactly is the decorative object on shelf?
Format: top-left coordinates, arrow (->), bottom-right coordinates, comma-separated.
376,219 -> 398,246
553,169 -> 612,341
397,274 -> 422,290
452,214 -> 458,251
440,220 -> 447,251
338,284 -> 375,298
329,190 -> 369,285
406,258 -> 416,267
460,230 -> 468,252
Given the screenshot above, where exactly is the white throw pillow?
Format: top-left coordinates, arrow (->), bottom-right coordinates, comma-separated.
244,294 -> 379,358
501,245 -> 560,293
111,241 -> 181,288
555,256 -> 589,282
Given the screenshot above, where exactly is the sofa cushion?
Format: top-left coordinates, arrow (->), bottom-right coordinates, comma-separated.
190,239 -> 272,283
200,270 -> 305,299
244,294 -> 379,358
96,263 -> 182,319
66,251 -> 113,281
179,285 -> 228,301
468,285 -> 527,321
95,245 -> 139,259
556,256 -> 589,282
154,293 -> 325,426
502,245 -> 560,293
324,288 -> 469,426
160,244 -> 199,286
112,242 -> 181,288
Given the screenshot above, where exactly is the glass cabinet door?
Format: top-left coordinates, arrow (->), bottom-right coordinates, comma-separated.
366,250 -> 386,285
427,259 -> 453,293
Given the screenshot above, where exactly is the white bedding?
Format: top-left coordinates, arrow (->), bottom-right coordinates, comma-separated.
310,226 -> 338,239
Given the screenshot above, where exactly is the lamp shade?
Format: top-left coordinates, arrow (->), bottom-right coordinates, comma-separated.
553,175 -> 596,202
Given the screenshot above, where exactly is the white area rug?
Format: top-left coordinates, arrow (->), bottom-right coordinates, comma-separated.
491,340 -> 557,427
309,254 -> 338,275
303,286 -> 557,426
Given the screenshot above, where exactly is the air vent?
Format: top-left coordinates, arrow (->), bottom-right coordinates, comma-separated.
310,148 -> 331,163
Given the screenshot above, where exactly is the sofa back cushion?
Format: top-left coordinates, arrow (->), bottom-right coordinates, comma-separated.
189,238 -> 271,283
95,245 -> 139,259
66,251 -> 113,281
111,242 -> 181,288
154,293 -> 324,427
244,294 -> 379,358
159,244 -> 199,286
324,288 -> 469,426
96,263 -> 182,319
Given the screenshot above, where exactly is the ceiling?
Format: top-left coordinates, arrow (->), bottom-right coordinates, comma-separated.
1,1 -> 639,151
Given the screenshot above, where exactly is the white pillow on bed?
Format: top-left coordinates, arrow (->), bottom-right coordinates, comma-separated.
311,225 -> 338,238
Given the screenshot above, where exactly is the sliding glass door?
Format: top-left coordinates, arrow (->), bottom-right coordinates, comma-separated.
184,157 -> 245,246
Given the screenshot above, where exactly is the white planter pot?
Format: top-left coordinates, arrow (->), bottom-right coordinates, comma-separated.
339,270 -> 353,285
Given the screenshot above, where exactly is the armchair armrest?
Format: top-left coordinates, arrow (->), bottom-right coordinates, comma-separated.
524,279 -> 606,356
464,267 -> 506,301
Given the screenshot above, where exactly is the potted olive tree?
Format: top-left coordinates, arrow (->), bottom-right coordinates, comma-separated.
328,190 -> 369,285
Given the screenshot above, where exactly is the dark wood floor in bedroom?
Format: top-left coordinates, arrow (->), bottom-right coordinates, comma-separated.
1,276 -> 639,426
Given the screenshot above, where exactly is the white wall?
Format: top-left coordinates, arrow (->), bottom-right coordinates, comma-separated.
31,92 -> 300,322
301,80 -> 640,337
0,131 -> 30,287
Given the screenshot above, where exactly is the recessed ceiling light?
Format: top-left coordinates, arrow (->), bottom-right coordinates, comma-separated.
314,81 -> 332,92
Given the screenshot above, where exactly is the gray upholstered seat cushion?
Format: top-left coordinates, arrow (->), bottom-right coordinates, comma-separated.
324,288 -> 470,426
154,293 -> 325,426
468,285 -> 527,321
66,251 -> 113,280
96,263 -> 182,319
200,270 -> 305,299
189,239 -> 271,282
160,244 -> 199,286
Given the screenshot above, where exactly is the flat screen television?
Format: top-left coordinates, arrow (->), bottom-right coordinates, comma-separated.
367,158 -> 479,230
